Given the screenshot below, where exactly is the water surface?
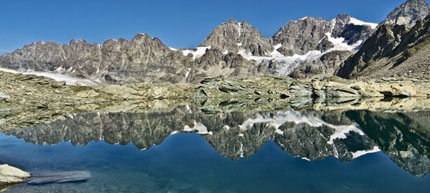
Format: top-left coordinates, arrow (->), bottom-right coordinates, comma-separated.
1,106 -> 429,193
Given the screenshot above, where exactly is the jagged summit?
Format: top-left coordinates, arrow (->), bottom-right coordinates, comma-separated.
337,15 -> 430,79
336,0 -> 430,79
200,18 -> 273,56
382,0 -> 430,27
271,15 -> 376,56
272,16 -> 332,56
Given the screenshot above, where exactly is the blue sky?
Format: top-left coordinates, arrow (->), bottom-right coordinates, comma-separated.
0,0 -> 423,54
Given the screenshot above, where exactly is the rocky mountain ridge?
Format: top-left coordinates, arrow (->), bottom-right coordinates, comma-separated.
382,0 -> 430,28
0,14 -> 377,84
337,0 -> 430,79
1,0 -> 428,83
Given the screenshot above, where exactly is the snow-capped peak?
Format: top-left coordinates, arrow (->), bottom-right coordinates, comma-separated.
348,17 -> 378,29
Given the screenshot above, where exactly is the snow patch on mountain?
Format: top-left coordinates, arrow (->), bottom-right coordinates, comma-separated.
238,111 -> 364,145
182,46 -> 211,60
239,46 -> 323,75
0,67 -> 98,86
352,146 -> 381,158
184,121 -> 213,135
325,32 -> 363,52
349,17 -> 378,29
0,67 -> 19,74
22,71 -> 100,86
236,16 -> 375,75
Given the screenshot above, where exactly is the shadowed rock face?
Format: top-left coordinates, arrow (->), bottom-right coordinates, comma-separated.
4,106 -> 430,176
337,16 -> 430,79
337,0 -> 430,79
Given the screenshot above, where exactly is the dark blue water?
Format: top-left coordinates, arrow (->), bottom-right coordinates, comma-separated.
1,132 -> 429,193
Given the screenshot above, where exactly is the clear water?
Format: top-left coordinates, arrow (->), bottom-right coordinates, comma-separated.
1,107 -> 430,193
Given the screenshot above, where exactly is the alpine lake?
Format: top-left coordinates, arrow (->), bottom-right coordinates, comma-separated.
1,102 -> 430,193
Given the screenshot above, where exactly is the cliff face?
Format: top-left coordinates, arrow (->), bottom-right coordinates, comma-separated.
201,19 -> 273,56
337,16 -> 430,79
337,0 -> 430,79
272,17 -> 333,56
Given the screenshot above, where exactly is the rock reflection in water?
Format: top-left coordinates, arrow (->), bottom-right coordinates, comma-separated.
4,105 -> 430,177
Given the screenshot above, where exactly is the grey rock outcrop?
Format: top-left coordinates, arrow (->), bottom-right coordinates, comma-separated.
382,0 -> 430,28
189,49 -> 258,82
290,50 -> 354,79
272,17 -> 333,56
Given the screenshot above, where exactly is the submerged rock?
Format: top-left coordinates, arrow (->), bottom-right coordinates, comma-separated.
28,171 -> 91,185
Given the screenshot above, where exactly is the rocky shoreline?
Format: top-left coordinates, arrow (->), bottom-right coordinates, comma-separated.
1,70 -> 430,188
1,70 -> 430,131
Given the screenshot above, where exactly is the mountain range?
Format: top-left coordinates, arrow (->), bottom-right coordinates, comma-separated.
0,0 -> 429,84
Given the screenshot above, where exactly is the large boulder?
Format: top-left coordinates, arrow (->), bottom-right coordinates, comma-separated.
0,164 -> 30,185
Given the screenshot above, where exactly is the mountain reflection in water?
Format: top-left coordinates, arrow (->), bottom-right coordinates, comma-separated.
1,105 -> 430,193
